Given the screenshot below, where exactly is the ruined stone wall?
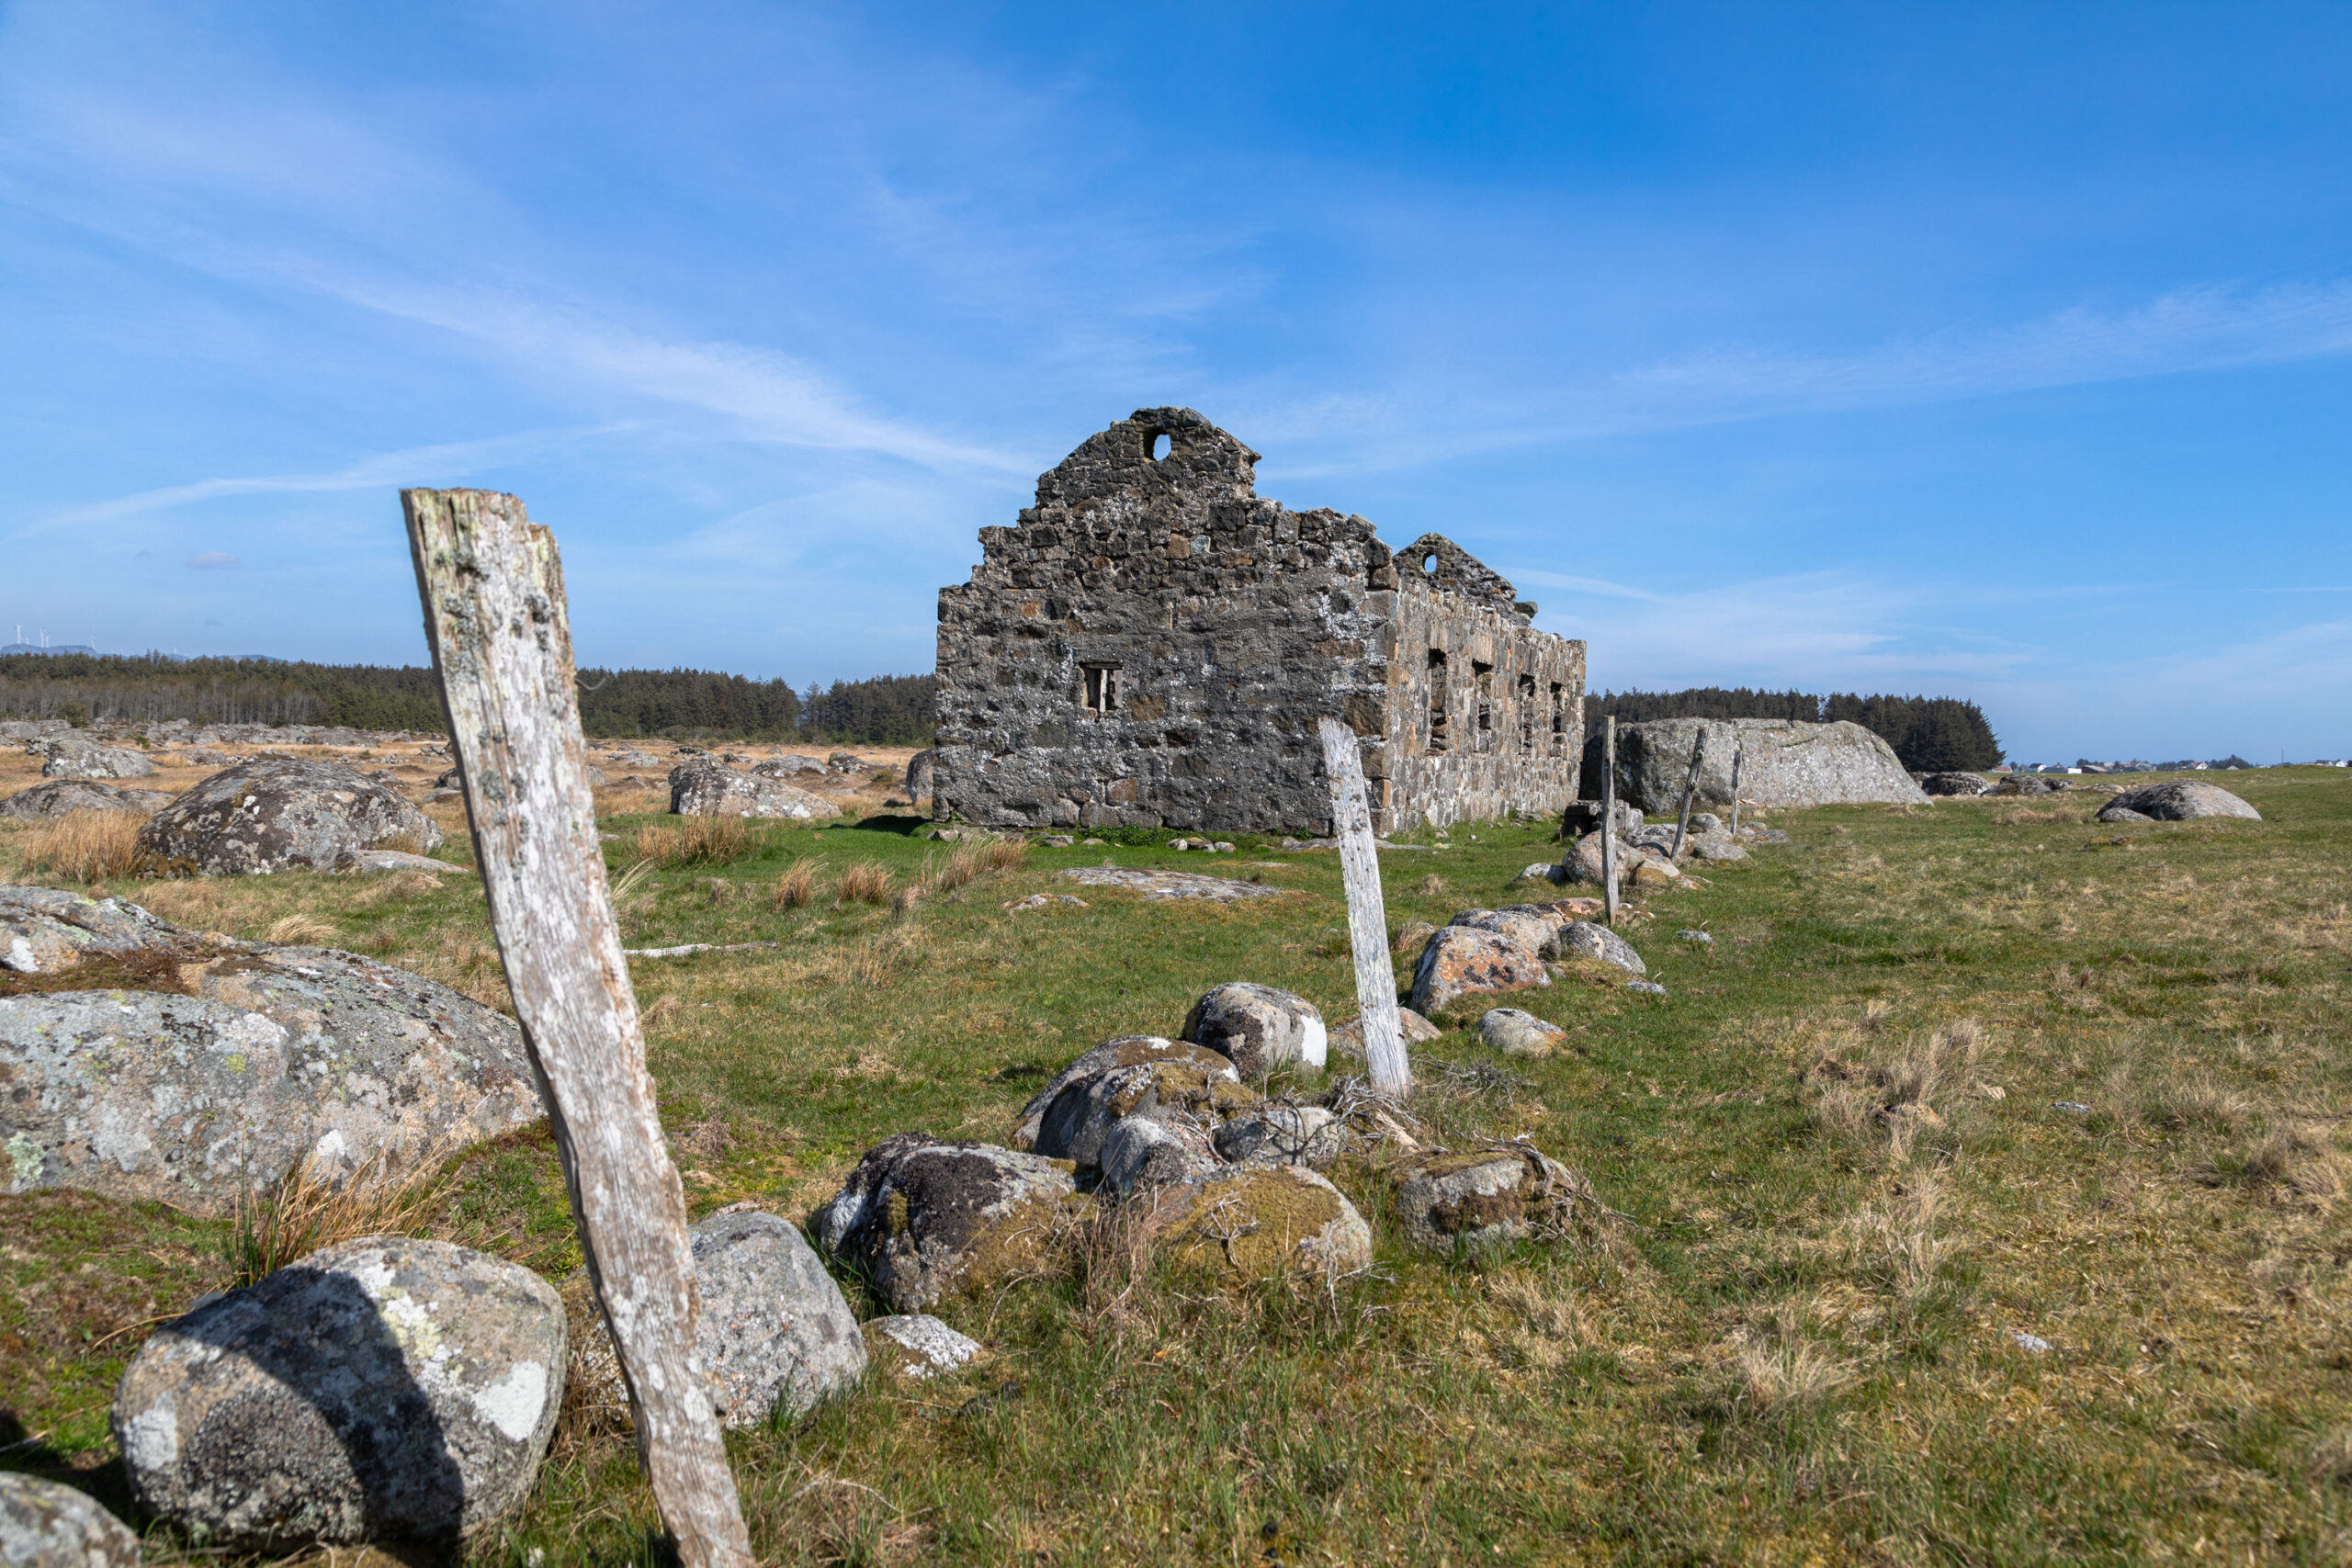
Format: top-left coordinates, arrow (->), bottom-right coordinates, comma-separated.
933,407 -> 1586,835
933,409 -> 1394,832
1371,565 -> 1586,833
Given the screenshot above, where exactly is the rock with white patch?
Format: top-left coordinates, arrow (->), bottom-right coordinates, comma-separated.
1182,982 -> 1328,1077
40,738 -> 154,782
1555,921 -> 1646,976
0,780 -> 174,820
669,758 -> 831,819
1476,1008 -> 1565,1057
112,1237 -> 564,1550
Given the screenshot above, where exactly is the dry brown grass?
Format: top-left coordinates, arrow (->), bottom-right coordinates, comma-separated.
227,1141 -> 462,1289
265,911 -> 338,945
835,860 -> 895,906
17,810 -> 158,882
629,813 -> 755,868
1732,1334 -> 1858,1419
2242,1123 -> 2347,1208
770,858 -> 825,909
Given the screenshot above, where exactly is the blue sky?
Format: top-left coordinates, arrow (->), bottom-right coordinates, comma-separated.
3,2 -> 2347,761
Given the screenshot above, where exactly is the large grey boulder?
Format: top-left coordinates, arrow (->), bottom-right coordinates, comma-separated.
113,1237 -> 564,1549
1097,1112 -> 1221,1192
1327,1006 -> 1442,1059
1585,718 -> 1928,812
0,1474 -> 141,1568
903,750 -> 935,799
1,889 -> 539,1214
1010,1035 -> 1252,1155
1182,982 -> 1328,1077
2099,781 -> 2260,822
1449,907 -> 1562,958
750,754 -> 825,778
1408,925 -> 1549,1016
814,1137 -> 1092,1313
571,1209 -> 863,1428
669,758 -> 831,819
138,759 -> 442,874
1477,1008 -> 1565,1057
1211,1104 -> 1344,1169
40,738 -> 153,781
0,780 -> 174,820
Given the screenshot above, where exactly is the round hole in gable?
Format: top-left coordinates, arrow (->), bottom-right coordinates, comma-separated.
1422,551 -> 1440,573
1149,433 -> 1171,461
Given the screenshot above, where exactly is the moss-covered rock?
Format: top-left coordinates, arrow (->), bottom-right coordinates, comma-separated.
814,1138 -> 1092,1313
1391,1142 -> 1597,1252
1145,1166 -> 1372,1281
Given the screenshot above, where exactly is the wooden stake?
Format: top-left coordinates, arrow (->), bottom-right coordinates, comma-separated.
1669,731 -> 1706,862
402,491 -> 754,1568
1318,716 -> 1409,1096
1728,745 -> 1747,839
1601,716 -> 1619,928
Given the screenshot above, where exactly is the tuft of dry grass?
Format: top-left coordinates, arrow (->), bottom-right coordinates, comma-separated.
770,858 -> 825,909
629,813 -> 755,868
2243,1124 -> 2347,1208
227,1142 -> 461,1289
17,810 -> 158,883
835,860 -> 895,906
350,867 -> 443,908
1733,1336 -> 1858,1419
265,911 -> 338,945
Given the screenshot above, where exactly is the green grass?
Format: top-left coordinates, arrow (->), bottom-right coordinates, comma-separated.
5,773 -> 2352,1562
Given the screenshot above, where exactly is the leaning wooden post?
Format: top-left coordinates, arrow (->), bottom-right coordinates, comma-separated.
1601,716 -> 1620,927
1727,745 -> 1747,839
1318,716 -> 1409,1097
403,490 -> 755,1568
1669,730 -> 1706,861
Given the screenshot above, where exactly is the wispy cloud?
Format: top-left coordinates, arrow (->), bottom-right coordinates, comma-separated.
183,550 -> 238,569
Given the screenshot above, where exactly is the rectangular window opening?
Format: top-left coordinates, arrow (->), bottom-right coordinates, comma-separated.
1426,649 -> 1450,754
1081,664 -> 1121,715
1518,673 -> 1537,756
1473,661 -> 1495,751
1549,682 -> 1566,757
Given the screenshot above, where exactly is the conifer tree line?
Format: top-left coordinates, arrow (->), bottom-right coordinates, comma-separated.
1583,686 -> 2004,772
0,654 -> 937,746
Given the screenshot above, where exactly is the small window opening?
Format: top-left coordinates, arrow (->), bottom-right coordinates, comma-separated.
1473,661 -> 1495,751
1148,433 -> 1171,461
1548,682 -> 1566,757
1518,673 -> 1536,755
1425,648 -> 1450,754
1081,664 -> 1121,715
1422,551 -> 1439,574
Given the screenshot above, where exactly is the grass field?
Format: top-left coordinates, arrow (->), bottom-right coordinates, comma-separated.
4,767 -> 2350,1564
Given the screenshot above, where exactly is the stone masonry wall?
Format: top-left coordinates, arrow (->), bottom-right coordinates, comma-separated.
933,407 -> 1585,834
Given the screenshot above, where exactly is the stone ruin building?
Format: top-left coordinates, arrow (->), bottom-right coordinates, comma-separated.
931,408 -> 1586,835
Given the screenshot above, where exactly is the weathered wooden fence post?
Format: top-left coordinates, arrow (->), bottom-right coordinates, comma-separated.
1601,716 -> 1620,927
1727,745 -> 1747,840
1318,716 -> 1410,1097
1669,730 -> 1706,862
403,490 -> 754,1568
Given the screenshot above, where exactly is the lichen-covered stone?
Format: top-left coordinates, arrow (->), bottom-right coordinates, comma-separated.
567,1209 -> 863,1428
1056,866 -> 1282,903
1449,907 -> 1560,959
668,758 -> 831,819
2099,782 -> 2261,822
40,738 -> 153,781
1408,925 -> 1549,1016
1477,1008 -> 1564,1057
1920,772 -> 1995,796
139,759 -> 441,874
933,408 -> 1585,836
1031,1057 -> 1262,1173
1392,1144 -> 1593,1252
863,1314 -> 981,1382
0,1474 -> 141,1568
1142,1166 -> 1372,1280
2,898 -> 538,1214
1586,718 -> 1929,813
0,780 -> 173,820
1010,1036 -> 1246,1154
815,1140 -> 1091,1313
1182,982 -> 1328,1077
113,1237 -> 564,1549
1555,921 -> 1645,976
